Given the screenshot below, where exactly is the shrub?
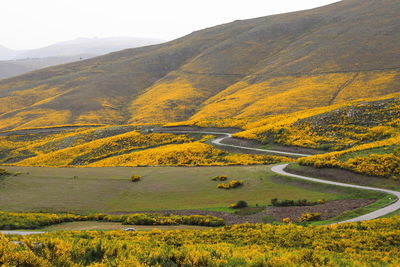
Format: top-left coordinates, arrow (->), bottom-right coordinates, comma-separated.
0,211 -> 81,230
131,175 -> 141,182
0,211 -> 225,229
0,168 -> 9,176
217,180 -> 244,189
211,175 -> 228,181
2,217 -> 400,265
123,214 -> 225,227
298,213 -> 321,222
271,198 -> 323,207
230,200 -> 248,209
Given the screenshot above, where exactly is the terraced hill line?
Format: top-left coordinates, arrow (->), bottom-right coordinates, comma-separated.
0,125 -> 102,136
157,129 -> 400,223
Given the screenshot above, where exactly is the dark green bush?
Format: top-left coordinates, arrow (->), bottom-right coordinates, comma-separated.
271,198 -> 323,207
230,200 -> 248,209
131,175 -> 141,182
0,168 -> 9,176
211,175 -> 228,181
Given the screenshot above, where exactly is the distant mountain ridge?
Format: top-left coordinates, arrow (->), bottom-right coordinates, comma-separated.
12,37 -> 164,59
0,0 -> 399,131
0,37 -> 164,79
0,45 -> 17,61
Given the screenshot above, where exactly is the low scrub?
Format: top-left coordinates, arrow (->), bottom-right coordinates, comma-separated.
230,200 -> 248,209
123,214 -> 224,226
298,213 -> 321,222
0,212 -> 81,230
0,168 -> 8,176
271,198 -> 325,207
131,174 -> 141,182
299,147 -> 400,178
3,217 -> 400,265
211,175 -> 228,181
0,211 -> 225,230
217,180 -> 244,189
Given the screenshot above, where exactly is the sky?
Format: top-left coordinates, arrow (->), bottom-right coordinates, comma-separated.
1,0 -> 340,50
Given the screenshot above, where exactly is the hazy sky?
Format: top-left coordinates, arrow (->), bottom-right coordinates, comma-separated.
2,0 -> 340,50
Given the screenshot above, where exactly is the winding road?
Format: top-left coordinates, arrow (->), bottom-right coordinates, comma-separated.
271,164 -> 400,223
157,129 -> 400,223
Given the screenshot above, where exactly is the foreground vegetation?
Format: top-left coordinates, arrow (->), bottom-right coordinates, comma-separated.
1,217 -> 400,266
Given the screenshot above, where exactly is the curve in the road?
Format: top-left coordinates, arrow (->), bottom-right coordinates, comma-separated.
271,164 -> 400,223
157,129 -> 400,223
156,130 -> 311,157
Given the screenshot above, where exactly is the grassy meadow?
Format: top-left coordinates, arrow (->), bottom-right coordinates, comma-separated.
0,165 -> 351,214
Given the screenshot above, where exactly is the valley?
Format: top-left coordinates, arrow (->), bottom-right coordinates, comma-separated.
0,0 -> 399,265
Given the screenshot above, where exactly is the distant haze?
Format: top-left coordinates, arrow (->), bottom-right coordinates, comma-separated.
0,37 -> 163,79
2,0 -> 340,50
13,37 -> 164,59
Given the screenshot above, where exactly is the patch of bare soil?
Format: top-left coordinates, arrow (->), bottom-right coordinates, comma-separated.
110,199 -> 375,224
266,199 -> 375,222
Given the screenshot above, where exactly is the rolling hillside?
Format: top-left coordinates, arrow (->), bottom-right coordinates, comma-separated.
0,0 -> 399,130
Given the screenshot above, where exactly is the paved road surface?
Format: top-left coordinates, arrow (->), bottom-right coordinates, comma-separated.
0,231 -> 44,235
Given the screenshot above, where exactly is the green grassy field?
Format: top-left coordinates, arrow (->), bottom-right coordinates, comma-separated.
0,165 -> 349,214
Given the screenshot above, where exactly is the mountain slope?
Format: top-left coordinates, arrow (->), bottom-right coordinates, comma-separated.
0,0 -> 399,131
